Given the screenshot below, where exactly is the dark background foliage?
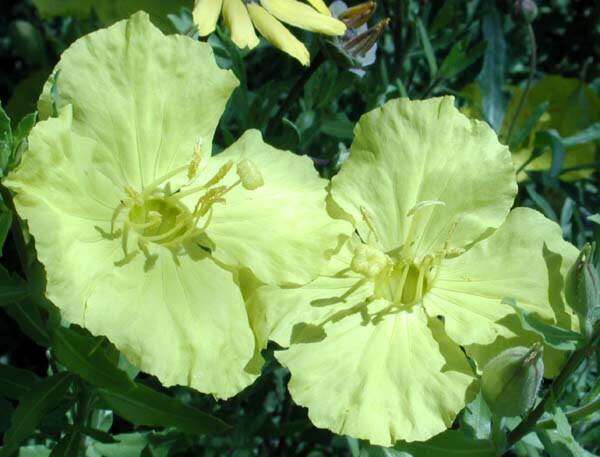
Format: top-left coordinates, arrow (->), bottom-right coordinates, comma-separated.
0,0 -> 599,455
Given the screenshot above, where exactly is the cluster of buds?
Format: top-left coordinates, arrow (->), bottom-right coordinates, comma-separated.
324,1 -> 389,76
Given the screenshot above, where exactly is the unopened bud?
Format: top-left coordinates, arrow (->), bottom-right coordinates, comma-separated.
481,345 -> 544,417
566,244 -> 600,339
351,244 -> 390,278
237,159 -> 264,190
512,0 -> 538,24
338,1 -> 376,29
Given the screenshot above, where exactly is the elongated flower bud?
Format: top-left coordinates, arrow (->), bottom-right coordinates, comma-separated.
481,345 -> 543,417
566,244 -> 600,339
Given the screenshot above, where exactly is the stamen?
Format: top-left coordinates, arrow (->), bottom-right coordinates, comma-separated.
360,206 -> 380,244
142,165 -> 188,197
406,200 -> 446,217
237,159 -> 264,190
188,138 -> 204,181
351,244 -> 390,278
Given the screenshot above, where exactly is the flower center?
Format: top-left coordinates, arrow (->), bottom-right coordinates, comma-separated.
109,140 -> 263,266
350,201 -> 461,307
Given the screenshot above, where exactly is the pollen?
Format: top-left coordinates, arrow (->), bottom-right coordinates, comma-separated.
351,244 -> 390,278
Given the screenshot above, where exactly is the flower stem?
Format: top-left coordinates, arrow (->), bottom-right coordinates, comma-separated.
535,397 -> 600,430
505,24 -> 537,146
265,50 -> 326,137
505,322 -> 600,449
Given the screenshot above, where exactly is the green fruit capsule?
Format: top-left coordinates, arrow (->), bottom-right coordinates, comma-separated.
481,345 -> 544,417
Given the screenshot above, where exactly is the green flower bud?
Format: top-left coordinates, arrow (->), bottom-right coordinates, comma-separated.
566,244 -> 600,339
512,0 -> 538,24
481,345 -> 544,417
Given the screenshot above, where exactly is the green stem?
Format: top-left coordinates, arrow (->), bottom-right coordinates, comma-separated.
505,24 -> 537,145
505,323 -> 600,449
265,51 -> 325,137
0,184 -> 30,281
535,397 -> 600,430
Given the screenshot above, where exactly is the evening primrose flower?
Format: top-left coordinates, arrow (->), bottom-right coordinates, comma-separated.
249,97 -> 579,445
193,0 -> 346,65
5,12 -> 345,399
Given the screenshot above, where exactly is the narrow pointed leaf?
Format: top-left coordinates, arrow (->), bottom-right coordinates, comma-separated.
0,373 -> 74,457
51,326 -> 135,391
98,383 -> 230,435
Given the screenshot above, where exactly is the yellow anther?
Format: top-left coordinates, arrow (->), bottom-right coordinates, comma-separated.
187,138 -> 204,181
204,160 -> 234,189
351,244 -> 390,278
236,158 -> 264,190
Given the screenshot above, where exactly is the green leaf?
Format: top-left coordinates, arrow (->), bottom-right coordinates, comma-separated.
438,40 -> 486,80
321,114 -> 354,140
461,393 -> 492,440
89,433 -> 149,457
477,3 -> 507,133
49,428 -> 81,457
0,373 -> 74,457
430,0 -> 461,34
4,299 -> 50,346
13,112 -> 36,146
0,105 -> 12,175
536,408 -> 591,457
562,123 -> 600,147
390,429 -> 496,456
51,326 -> 135,392
535,130 -> 566,178
80,426 -> 118,444
0,265 -> 28,305
98,383 -> 229,435
16,445 -> 51,457
525,183 -> 558,221
0,364 -> 39,400
416,18 -> 438,79
0,201 -> 12,255
509,101 -> 549,151
503,298 -> 585,351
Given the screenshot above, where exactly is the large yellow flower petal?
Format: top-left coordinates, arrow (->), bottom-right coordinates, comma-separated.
331,97 -> 517,258
424,207 -> 578,346
247,4 -> 310,66
201,129 -> 352,286
277,305 -> 476,445
247,235 -> 370,348
260,0 -> 345,36
222,0 -> 260,49
46,12 -> 238,189
5,109 -> 257,398
193,0 -> 224,36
